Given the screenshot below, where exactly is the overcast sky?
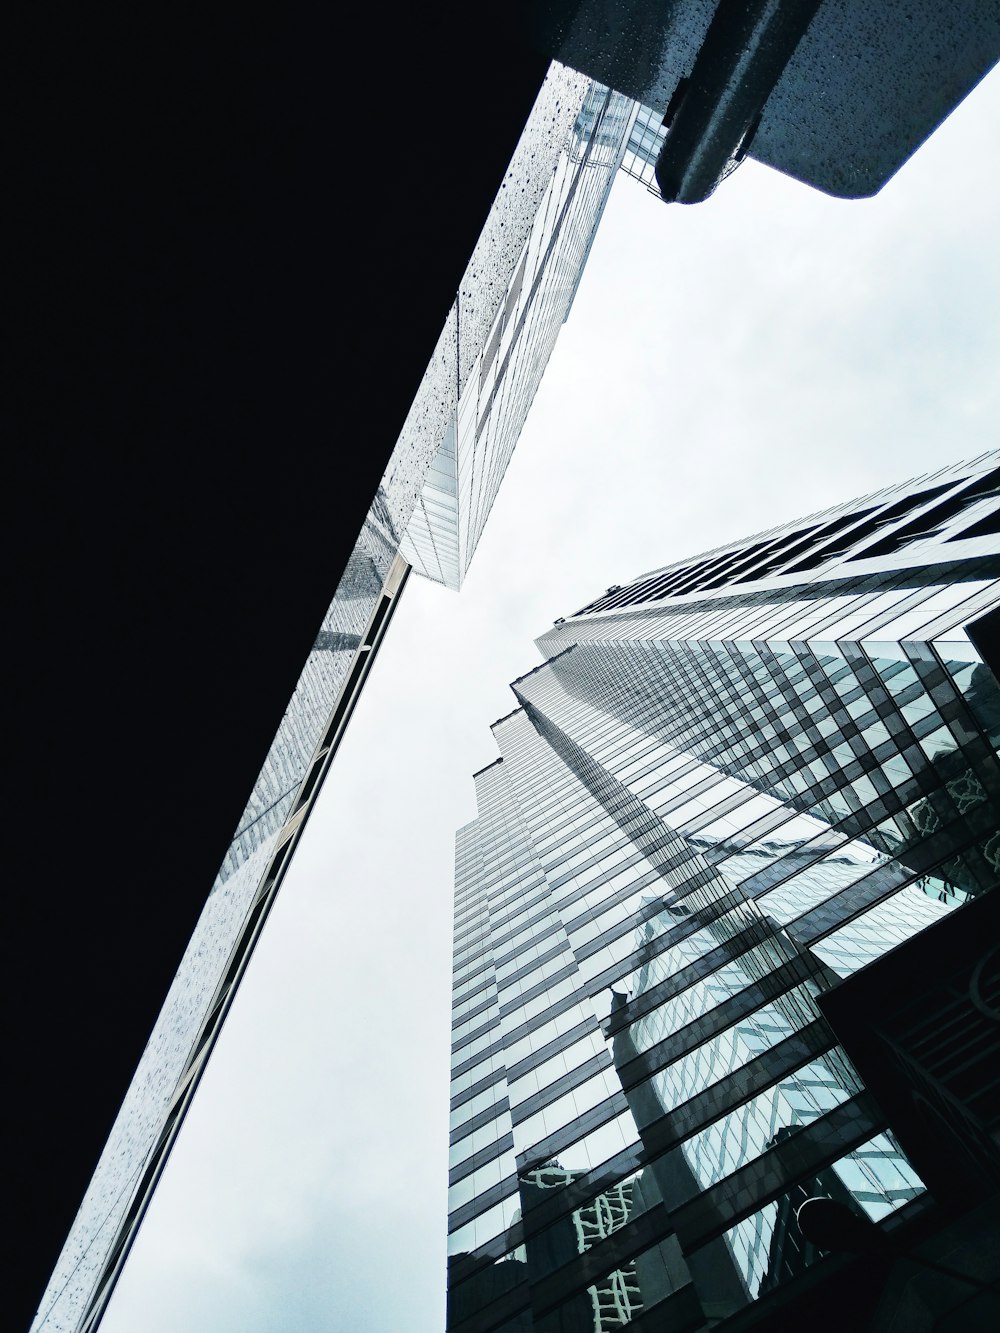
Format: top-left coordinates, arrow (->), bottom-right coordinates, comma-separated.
103,70 -> 998,1333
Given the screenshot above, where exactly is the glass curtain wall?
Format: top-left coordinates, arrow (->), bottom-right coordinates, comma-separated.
447,456 -> 999,1331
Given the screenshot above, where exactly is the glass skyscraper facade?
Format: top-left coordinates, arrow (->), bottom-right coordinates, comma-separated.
36,67 -> 644,1333
400,82 -> 639,589
447,455 -> 999,1330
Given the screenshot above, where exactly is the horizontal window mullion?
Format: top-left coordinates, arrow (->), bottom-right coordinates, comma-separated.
499,988 -> 584,1055
492,917 -> 561,971
528,1199 -> 675,1325
449,1097 -> 511,1150
450,1061 -> 507,1112
452,1035 -> 507,1083
504,1014 -> 597,1083
447,1173 -> 520,1235
452,1017 -> 503,1059
509,1049 -> 613,1126
448,1130 -> 515,1187
612,953 -> 815,1090
674,1091 -> 885,1254
495,939 -> 569,993
452,987 -> 499,1030
498,961 -> 579,1022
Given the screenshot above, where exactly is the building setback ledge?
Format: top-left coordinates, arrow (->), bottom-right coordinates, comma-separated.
511,643 -> 577,687
490,708 -> 524,731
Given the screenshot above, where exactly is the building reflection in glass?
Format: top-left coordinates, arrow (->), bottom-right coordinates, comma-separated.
447,459 -> 999,1330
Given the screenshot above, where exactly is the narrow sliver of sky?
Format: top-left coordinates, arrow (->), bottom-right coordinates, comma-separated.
102,70 -> 998,1333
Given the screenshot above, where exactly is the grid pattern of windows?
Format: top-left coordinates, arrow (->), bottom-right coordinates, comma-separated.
448,459 -> 999,1331
401,83 -> 639,590
38,64 -> 638,1333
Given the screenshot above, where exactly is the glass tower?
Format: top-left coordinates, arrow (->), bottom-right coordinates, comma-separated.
447,454 -> 999,1330
401,82 -> 639,590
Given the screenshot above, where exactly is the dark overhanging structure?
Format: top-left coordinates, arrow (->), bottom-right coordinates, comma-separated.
10,4 -> 998,1329
534,0 -> 1000,202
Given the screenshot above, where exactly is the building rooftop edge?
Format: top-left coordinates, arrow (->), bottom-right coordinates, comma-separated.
490,707 -> 524,731
511,643 -> 577,688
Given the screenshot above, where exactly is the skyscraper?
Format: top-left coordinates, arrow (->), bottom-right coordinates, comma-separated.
401,81 -> 639,590
34,69 -> 643,1333
447,455 -> 999,1329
